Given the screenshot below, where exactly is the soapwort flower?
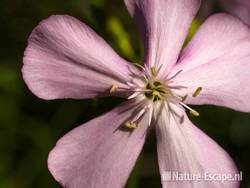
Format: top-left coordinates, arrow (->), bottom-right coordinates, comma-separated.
22,0 -> 250,187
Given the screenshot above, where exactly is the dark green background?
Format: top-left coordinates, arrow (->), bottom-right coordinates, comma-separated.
0,0 -> 249,187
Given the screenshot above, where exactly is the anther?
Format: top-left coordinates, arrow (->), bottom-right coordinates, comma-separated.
150,67 -> 157,77
192,87 -> 202,97
110,84 -> 119,93
190,109 -> 200,117
180,102 -> 200,117
125,121 -> 137,129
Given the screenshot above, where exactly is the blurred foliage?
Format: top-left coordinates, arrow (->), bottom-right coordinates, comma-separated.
106,16 -> 137,60
0,0 -> 250,188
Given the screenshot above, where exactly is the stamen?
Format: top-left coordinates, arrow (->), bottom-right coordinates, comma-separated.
150,67 -> 157,77
110,84 -> 119,93
190,110 -> 200,117
168,85 -> 188,89
126,82 -> 135,87
157,64 -> 163,74
133,63 -> 146,72
143,75 -> 149,82
180,102 -> 200,117
133,106 -> 147,122
128,92 -> 140,99
125,104 -> 152,129
192,87 -> 202,97
167,69 -> 183,81
181,95 -> 188,102
149,64 -> 163,77
133,88 -> 151,92
125,121 -> 137,129
168,102 -> 184,118
148,104 -> 153,126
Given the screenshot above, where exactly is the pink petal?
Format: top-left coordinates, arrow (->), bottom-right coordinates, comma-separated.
48,101 -> 149,188
172,13 -> 250,112
156,110 -> 240,188
124,0 -> 200,77
22,15 -> 135,100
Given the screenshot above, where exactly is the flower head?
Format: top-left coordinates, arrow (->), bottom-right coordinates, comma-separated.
22,0 -> 250,187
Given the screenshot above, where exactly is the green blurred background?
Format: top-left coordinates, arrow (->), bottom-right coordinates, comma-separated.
0,0 -> 250,187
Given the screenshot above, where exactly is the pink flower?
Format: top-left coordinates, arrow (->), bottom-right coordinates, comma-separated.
22,0 -> 250,187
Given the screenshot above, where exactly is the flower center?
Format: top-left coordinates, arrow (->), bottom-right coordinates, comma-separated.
144,80 -> 170,101
109,65 -> 202,129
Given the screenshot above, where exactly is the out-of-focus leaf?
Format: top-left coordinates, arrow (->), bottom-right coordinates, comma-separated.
106,16 -> 136,60
184,18 -> 200,46
126,154 -> 143,188
231,114 -> 250,146
0,64 -> 21,94
90,0 -> 107,7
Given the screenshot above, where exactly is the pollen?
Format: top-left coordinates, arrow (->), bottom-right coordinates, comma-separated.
125,121 -> 137,129
110,84 -> 119,93
192,87 -> 202,97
